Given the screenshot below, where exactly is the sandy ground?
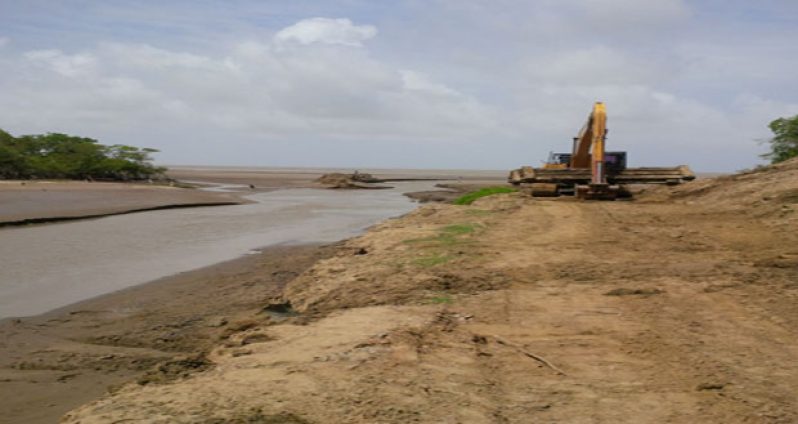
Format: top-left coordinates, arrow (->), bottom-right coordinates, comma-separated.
54,159 -> 798,423
0,181 -> 243,225
0,244 -> 337,424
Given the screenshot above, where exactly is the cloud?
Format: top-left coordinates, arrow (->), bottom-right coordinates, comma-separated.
23,49 -> 98,77
274,17 -> 377,47
524,46 -> 668,85
100,43 -> 214,69
1,4 -> 796,170
581,0 -> 690,26
400,70 -> 459,96
0,17 -> 496,154
0,37 -> 9,47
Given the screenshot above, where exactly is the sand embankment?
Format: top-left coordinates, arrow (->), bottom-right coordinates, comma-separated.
0,181 -> 243,226
57,159 -> 798,423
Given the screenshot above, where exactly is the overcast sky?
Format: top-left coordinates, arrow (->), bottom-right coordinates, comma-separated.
1,1 -> 797,171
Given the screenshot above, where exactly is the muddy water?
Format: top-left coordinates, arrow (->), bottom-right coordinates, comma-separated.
0,183 -> 432,318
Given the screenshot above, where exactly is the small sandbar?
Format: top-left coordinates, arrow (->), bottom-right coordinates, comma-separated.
0,181 -> 243,225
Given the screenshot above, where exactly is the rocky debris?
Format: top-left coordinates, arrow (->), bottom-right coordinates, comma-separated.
604,288 -> 664,297
315,172 -> 391,189
696,382 -> 727,391
136,354 -> 213,385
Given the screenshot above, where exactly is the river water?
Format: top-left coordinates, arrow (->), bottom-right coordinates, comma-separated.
0,182 -> 435,318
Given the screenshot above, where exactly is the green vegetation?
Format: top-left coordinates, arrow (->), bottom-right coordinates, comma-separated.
763,114 -> 798,163
0,129 -> 165,180
413,254 -> 454,267
428,295 -> 454,304
453,186 -> 517,205
404,223 -> 480,246
441,223 -> 478,235
405,223 -> 484,268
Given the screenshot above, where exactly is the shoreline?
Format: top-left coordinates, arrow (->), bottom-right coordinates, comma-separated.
0,242 -> 339,424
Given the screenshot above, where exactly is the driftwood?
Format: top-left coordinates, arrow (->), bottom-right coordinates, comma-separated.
492,336 -> 568,376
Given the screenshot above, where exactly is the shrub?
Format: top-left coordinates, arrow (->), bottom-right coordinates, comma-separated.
453,187 -> 517,205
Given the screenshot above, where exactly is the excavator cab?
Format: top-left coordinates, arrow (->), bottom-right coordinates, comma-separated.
545,151 -> 626,172
542,152 -> 571,170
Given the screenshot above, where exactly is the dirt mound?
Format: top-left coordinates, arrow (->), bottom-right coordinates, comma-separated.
315,172 -> 390,189
639,157 -> 798,213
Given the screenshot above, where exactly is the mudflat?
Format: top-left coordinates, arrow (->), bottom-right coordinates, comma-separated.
0,181 -> 242,225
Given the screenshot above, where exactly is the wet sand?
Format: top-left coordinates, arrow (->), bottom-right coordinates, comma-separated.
0,243 -> 337,424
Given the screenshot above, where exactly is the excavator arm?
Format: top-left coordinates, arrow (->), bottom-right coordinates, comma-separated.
570,101 -> 607,180
570,102 -> 615,198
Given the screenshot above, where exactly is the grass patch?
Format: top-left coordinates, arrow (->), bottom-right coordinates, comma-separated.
404,223 -> 483,268
404,223 -> 480,246
453,186 -> 517,205
441,223 -> 478,235
414,254 -> 454,267
428,295 -> 454,304
403,234 -> 459,246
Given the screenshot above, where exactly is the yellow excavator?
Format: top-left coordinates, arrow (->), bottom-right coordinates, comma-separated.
508,102 -> 694,200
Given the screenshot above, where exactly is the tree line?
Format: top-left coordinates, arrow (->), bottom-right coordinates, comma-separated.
764,114 -> 798,164
0,129 -> 165,180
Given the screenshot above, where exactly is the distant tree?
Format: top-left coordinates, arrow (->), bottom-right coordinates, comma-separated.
763,114 -> 798,163
0,129 -> 165,180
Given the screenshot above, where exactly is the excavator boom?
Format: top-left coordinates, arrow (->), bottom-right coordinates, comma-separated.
571,102 -> 606,171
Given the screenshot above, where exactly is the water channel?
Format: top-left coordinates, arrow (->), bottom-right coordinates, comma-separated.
0,182 -> 434,318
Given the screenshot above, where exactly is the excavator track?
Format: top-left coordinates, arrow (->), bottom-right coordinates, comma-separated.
509,165 -> 695,186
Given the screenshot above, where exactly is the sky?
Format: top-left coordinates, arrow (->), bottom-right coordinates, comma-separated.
1,1 -> 797,171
